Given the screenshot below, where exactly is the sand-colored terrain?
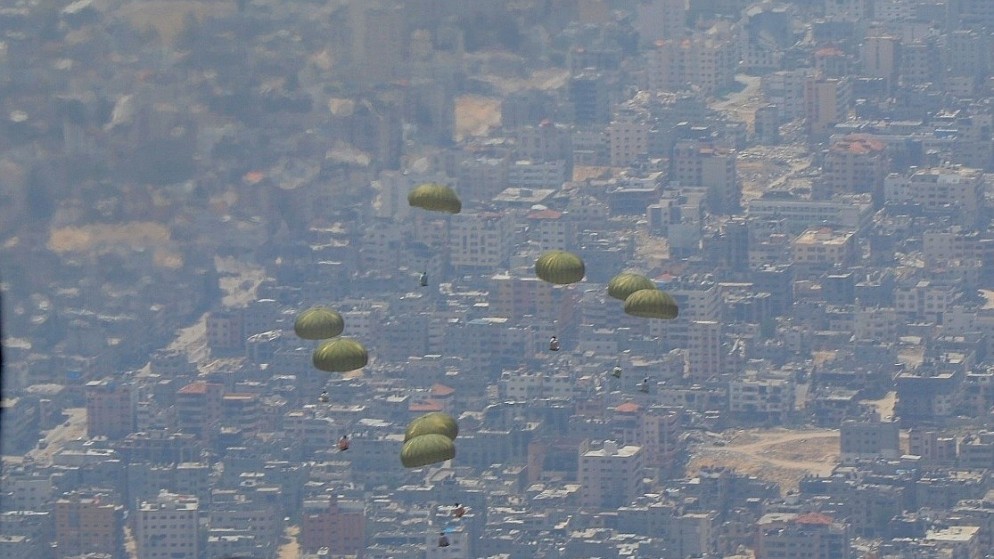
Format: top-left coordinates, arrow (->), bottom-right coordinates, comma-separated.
48,222 -> 172,253
687,428 -> 839,494
454,95 -> 502,141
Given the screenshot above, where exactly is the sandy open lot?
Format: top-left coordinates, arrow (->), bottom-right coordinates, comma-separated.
687,428 -> 840,494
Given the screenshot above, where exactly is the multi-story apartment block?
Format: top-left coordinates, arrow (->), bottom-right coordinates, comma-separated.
894,279 -> 956,323
817,135 -> 889,203
791,227 -> 857,276
896,370 -> 964,421
457,156 -> 510,203
804,77 -> 852,137
638,406 -> 683,470
729,373 -> 795,421
299,495 -> 365,554
636,0 -> 686,43
525,208 -> 576,251
578,441 -> 644,509
756,512 -> 851,559
175,381 -> 223,442
206,309 -> 244,355
645,31 -> 738,96
687,320 -> 722,381
671,140 -> 740,214
348,2 -> 406,87
135,491 -> 199,559
515,121 -> 572,164
449,211 -> 514,272
654,275 -> 723,347
219,393 -> 262,435
489,272 -> 564,322
909,166 -> 986,226
853,306 -> 899,343
208,492 -> 281,558
840,416 -> 901,460
569,72 -> 610,125
923,228 -> 994,268
900,39 -> 942,86
862,36 -> 900,84
748,192 -> 874,233
507,159 -> 567,189
762,69 -> 813,121
944,29 -> 990,79
85,378 -> 134,439
54,491 -> 123,559
498,370 -> 575,401
607,115 -> 649,168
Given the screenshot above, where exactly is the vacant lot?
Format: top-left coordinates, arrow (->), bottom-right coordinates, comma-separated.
455,95 -> 502,141
687,428 -> 839,494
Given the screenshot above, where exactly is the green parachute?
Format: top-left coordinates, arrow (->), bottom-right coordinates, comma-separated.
312,338 -> 369,373
400,433 -> 456,468
404,412 -> 459,442
408,183 -> 462,214
294,307 -> 345,340
607,272 -> 656,302
534,250 -> 586,285
623,288 -> 679,319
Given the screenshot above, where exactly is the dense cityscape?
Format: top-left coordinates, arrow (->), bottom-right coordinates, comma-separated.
3,0 -> 994,558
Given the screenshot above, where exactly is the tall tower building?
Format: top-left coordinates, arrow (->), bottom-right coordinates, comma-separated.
85,378 -> 134,439
349,1 -> 407,87
569,73 -> 610,125
175,381 -> 223,443
687,320 -> 722,381
578,441 -> 644,509
671,141 -> 740,214
639,407 -> 683,471
135,492 -> 199,559
637,0 -> 687,43
862,36 -> 899,86
804,77 -> 851,138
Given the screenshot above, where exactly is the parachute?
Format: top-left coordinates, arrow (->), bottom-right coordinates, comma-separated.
404,412 -> 459,442
312,338 -> 369,373
294,307 -> 345,340
534,250 -> 586,285
607,273 -> 656,302
623,288 -> 679,320
408,183 -> 462,214
400,433 -> 456,468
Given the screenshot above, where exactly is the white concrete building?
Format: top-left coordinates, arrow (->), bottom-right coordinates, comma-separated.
579,441 -> 644,509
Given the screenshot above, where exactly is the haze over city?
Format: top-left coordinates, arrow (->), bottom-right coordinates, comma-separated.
3,1 -> 994,558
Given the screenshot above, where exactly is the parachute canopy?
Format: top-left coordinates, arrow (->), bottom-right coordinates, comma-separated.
623,288 -> 679,320
400,433 -> 456,468
294,307 -> 345,340
535,250 -> 585,285
408,183 -> 462,214
312,338 -> 369,373
405,412 -> 459,442
607,273 -> 656,302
